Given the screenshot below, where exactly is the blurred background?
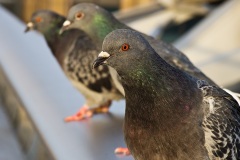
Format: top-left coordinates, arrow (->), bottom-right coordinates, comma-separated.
1,0 -> 228,43
0,0 -> 239,160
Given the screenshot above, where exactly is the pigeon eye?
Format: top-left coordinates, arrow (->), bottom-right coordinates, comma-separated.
121,43 -> 130,51
75,12 -> 84,20
35,17 -> 42,23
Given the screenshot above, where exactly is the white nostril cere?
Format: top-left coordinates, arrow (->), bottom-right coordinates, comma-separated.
63,20 -> 71,27
98,51 -> 110,58
27,22 -> 34,28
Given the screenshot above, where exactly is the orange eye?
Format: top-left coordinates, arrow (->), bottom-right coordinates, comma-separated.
121,43 -> 130,51
75,12 -> 84,20
35,16 -> 42,23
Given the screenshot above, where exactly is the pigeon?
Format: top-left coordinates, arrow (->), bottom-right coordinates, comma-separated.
93,29 -> 240,160
61,3 -> 240,155
25,10 -> 123,121
60,3 -> 217,88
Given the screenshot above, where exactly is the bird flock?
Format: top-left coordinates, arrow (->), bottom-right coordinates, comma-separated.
25,3 -> 240,160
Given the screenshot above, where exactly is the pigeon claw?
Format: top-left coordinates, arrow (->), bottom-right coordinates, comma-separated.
64,103 -> 111,122
114,147 -> 131,156
64,105 -> 93,122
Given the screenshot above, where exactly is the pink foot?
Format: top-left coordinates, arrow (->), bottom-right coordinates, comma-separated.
65,105 -> 93,122
115,147 -> 131,156
64,102 -> 111,122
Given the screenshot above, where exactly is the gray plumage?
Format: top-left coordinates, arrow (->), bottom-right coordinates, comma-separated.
25,10 -> 123,117
93,29 -> 240,160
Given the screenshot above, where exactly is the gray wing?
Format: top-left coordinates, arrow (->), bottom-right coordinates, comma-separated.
141,33 -> 217,86
198,80 -> 240,159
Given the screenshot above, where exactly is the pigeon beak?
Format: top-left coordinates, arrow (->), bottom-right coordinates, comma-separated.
25,22 -> 34,33
92,51 -> 110,69
59,20 -> 71,34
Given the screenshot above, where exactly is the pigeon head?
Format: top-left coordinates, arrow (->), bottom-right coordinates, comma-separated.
93,29 -> 155,76
25,10 -> 66,35
61,3 -> 123,42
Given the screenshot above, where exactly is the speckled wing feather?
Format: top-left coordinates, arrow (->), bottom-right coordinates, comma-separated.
198,80 -> 240,159
62,34 -> 122,107
65,45 -> 113,92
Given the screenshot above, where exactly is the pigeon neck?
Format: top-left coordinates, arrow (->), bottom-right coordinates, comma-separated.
45,31 -> 61,53
122,52 -> 202,126
44,26 -> 64,54
91,14 -> 127,43
40,17 -> 66,54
